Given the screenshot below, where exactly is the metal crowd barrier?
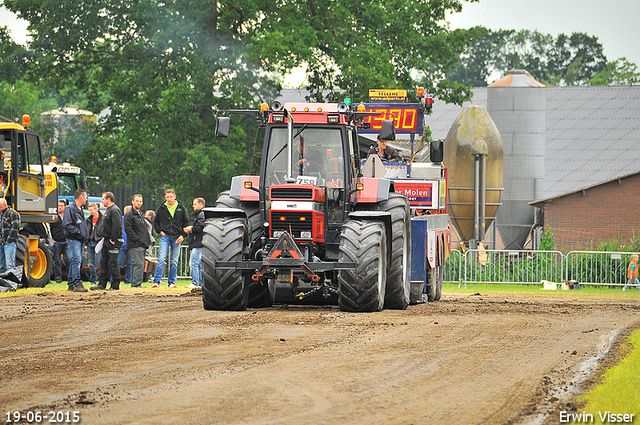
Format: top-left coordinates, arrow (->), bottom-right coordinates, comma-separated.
150,244 -> 192,280
446,249 -> 638,286
149,245 -> 639,285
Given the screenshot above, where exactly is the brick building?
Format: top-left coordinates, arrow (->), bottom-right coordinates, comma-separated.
531,173 -> 640,252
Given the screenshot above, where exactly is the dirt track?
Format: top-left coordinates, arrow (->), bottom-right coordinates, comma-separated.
1,290 -> 639,425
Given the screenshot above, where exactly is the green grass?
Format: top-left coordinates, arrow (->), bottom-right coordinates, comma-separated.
443,282 -> 640,300
0,278 -> 195,298
573,329 -> 640,424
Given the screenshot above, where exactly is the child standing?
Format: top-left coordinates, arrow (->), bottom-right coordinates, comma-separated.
622,254 -> 640,291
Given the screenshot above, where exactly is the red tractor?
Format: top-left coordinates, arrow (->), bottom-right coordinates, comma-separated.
205,96 -> 449,312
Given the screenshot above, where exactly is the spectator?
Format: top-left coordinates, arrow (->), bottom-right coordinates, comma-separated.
152,189 -> 189,288
63,189 -> 89,292
0,197 -> 20,274
85,202 -> 103,287
623,254 -> 640,292
118,205 -> 132,284
92,192 -> 123,291
124,194 -> 151,288
144,210 -> 156,258
50,199 -> 69,283
185,197 -> 205,289
367,135 -> 402,162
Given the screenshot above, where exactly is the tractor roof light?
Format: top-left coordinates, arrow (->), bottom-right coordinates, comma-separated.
328,115 -> 339,124
272,114 -> 285,123
425,97 -> 433,110
416,87 -> 425,98
22,114 -> 31,127
260,102 -> 269,112
356,103 -> 366,112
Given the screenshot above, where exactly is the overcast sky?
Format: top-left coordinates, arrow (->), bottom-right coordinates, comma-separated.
447,0 -> 640,68
2,0 -> 639,81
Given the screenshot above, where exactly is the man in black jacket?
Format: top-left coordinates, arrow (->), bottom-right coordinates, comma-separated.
152,189 -> 189,288
185,197 -> 205,289
124,194 -> 151,288
63,189 -> 89,292
92,191 -> 123,291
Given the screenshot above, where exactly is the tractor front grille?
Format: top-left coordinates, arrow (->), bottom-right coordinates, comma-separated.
271,187 -> 313,200
271,211 -> 313,239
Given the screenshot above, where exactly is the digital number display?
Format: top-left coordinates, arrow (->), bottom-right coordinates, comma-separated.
359,103 -> 424,134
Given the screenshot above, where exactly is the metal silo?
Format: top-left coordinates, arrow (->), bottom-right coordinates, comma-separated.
488,70 -> 546,250
444,106 -> 503,244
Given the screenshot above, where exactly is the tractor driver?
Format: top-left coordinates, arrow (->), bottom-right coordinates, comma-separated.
367,134 -> 403,162
295,136 -> 323,177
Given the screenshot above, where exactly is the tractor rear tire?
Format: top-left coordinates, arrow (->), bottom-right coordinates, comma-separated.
16,236 -> 52,288
202,218 -> 249,311
338,220 -> 387,312
426,266 -> 439,302
371,192 -> 411,310
435,265 -> 443,301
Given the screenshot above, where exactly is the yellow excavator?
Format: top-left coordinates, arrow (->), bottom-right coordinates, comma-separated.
0,114 -> 58,287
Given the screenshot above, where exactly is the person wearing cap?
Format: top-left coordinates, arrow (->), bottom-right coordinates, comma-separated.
0,197 -> 20,274
367,136 -> 403,162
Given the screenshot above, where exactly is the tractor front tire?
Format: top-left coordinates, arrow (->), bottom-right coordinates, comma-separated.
338,220 -> 387,312
202,218 -> 249,311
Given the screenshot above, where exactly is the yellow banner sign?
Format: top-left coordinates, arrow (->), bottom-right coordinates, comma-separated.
369,89 -> 407,102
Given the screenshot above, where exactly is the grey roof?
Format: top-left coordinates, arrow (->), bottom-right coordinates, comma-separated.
278,86 -> 640,201
425,85 -> 640,201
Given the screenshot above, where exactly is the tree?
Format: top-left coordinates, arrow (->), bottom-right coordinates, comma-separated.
0,25 -> 29,84
4,0 -> 475,204
446,27 -> 609,86
0,79 -> 57,130
587,58 -> 640,85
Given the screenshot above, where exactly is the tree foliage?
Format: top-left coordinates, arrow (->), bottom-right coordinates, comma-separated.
588,58 -> 640,85
0,25 -> 29,84
447,27 -> 610,86
3,0 -> 475,205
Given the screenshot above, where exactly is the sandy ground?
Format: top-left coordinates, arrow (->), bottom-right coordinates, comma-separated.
1,290 -> 639,425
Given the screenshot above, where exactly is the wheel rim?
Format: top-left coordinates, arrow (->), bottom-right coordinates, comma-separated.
30,249 -> 47,280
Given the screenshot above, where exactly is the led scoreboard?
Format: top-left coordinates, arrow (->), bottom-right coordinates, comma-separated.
359,103 -> 424,135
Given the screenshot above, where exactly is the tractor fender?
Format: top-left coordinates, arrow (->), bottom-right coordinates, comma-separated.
353,177 -> 394,204
202,207 -> 247,221
346,211 -> 393,266
229,175 -> 260,202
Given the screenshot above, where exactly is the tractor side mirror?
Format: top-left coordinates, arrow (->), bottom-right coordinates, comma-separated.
378,119 -> 396,141
430,139 -> 444,163
215,117 -> 231,138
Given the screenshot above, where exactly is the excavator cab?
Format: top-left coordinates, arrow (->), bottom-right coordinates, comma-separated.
0,115 -> 58,287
